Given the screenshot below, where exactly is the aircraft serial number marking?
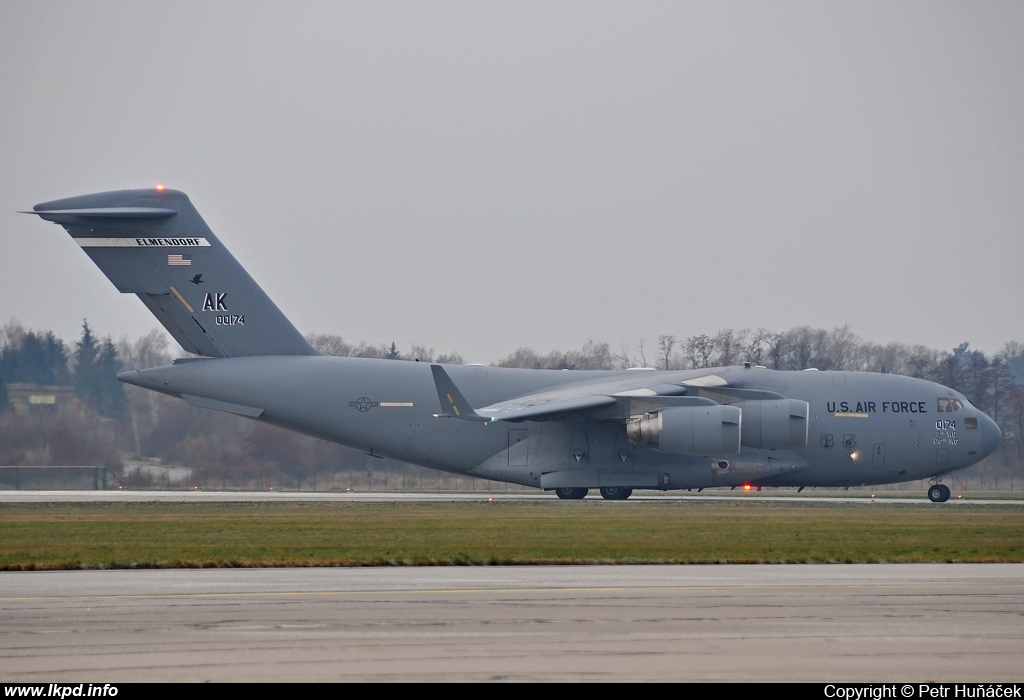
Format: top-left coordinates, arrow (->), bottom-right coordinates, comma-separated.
935,419 -> 958,445
216,315 -> 245,325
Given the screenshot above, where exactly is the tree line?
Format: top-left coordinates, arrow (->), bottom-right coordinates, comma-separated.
1,320 -> 1022,487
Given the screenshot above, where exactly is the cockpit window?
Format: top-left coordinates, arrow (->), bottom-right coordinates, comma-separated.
937,398 -> 963,412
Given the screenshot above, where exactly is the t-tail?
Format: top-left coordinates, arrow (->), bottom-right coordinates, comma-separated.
32,188 -> 316,358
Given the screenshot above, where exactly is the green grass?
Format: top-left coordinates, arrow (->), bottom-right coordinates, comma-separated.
1,500 -> 1022,569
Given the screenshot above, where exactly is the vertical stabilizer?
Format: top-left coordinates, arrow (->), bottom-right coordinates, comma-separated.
33,188 -> 316,358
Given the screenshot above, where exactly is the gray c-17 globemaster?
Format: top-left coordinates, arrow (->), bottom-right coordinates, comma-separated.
30,188 -> 1001,502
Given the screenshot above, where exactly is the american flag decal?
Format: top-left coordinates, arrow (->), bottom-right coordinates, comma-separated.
168,254 -> 192,266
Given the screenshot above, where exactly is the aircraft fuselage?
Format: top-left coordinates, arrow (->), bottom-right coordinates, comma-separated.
120,358 -> 1000,492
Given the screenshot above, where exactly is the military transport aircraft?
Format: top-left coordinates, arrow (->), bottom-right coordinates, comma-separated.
31,188 -> 1001,502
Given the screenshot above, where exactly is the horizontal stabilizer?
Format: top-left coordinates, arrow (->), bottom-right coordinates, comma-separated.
31,207 -> 177,220
181,394 -> 265,418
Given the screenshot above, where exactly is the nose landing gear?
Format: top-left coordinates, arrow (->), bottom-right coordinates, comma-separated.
927,483 -> 951,503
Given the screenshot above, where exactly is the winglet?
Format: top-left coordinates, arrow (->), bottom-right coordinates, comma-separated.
430,365 -> 494,422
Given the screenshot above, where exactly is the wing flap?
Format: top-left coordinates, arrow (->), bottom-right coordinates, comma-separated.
476,393 -> 618,421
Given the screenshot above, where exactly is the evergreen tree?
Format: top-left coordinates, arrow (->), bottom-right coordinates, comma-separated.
0,342 -> 20,383
43,332 -> 72,385
73,320 -> 127,418
0,374 -> 8,413
73,320 -> 99,400
21,333 -> 49,383
0,330 -> 69,385
95,338 -> 126,418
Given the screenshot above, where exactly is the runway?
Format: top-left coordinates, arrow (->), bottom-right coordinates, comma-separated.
1,489 -> 1022,505
2,564 -> 1023,682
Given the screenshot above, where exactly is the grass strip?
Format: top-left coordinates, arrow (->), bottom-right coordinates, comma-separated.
1,500 -> 1022,569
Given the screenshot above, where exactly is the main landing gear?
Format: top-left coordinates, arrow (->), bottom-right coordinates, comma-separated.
553,486 -> 634,500
928,483 -> 951,503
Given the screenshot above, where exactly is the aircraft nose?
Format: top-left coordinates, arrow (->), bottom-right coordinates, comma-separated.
979,413 -> 1001,458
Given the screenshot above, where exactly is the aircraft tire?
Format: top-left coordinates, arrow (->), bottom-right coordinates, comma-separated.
928,484 -> 950,503
599,486 -> 633,501
555,487 -> 588,500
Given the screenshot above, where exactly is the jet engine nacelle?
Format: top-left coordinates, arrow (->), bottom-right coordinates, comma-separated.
735,399 -> 809,450
626,405 -> 741,455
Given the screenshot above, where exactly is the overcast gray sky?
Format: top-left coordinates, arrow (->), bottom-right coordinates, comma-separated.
2,1 -> 1022,363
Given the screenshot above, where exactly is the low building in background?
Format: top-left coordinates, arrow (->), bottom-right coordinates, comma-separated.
5,383 -> 83,414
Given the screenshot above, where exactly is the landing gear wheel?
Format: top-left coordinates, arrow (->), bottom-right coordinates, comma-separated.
928,484 -> 951,503
555,487 -> 588,500
599,486 -> 633,501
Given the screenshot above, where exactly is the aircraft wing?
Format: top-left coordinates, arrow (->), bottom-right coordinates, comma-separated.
430,365 -> 739,423
431,364 -> 617,421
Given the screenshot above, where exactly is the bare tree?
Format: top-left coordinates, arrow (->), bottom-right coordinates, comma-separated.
497,347 -> 542,369
658,335 -> 676,370
409,344 -> 435,362
635,338 -> 650,369
0,319 -> 27,351
744,327 -> 776,366
434,352 -> 464,365
713,329 -> 739,366
615,341 -> 632,370
828,324 -> 861,371
684,334 -> 714,369
306,333 -> 354,356
118,328 -> 173,369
